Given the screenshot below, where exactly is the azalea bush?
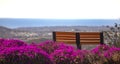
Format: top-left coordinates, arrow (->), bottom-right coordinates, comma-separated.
0,46 -> 52,64
0,38 -> 27,48
50,46 -> 79,64
37,41 -> 76,54
91,44 -> 111,55
0,38 -> 52,64
0,38 -> 120,64
37,41 -> 64,54
91,44 -> 120,64
104,47 -> 120,64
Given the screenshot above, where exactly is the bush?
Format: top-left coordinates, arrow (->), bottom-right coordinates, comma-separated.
0,38 -> 27,48
50,48 -> 82,64
91,44 -> 111,55
0,38 -> 120,64
104,47 -> 120,64
91,44 -> 120,64
37,41 -> 76,54
0,38 -> 52,64
83,50 -> 108,64
105,23 -> 120,47
0,46 -> 52,64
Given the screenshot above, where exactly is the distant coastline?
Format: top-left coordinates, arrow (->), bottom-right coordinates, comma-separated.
0,18 -> 119,28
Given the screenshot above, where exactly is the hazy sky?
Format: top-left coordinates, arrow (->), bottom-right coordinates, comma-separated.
0,0 -> 120,19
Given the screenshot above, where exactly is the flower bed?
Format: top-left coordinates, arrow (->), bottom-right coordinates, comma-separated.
0,38 -> 120,64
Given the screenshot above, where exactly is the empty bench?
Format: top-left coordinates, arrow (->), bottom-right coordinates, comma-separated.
53,32 -> 104,49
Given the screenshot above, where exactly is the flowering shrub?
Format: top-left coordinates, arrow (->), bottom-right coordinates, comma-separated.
37,41 -> 76,54
0,46 -> 53,64
0,38 -> 120,64
0,38 -> 52,64
51,48 -> 82,64
0,38 -> 28,52
104,47 -> 120,64
91,44 -> 120,64
0,38 -> 27,47
83,50 -> 108,64
91,44 -> 111,55
0,38 -> 4,44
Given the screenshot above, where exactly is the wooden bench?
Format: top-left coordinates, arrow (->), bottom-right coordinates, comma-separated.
53,32 -> 104,49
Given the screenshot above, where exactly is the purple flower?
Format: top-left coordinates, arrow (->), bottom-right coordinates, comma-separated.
104,47 -> 120,58
0,38 -> 53,64
91,44 -> 111,55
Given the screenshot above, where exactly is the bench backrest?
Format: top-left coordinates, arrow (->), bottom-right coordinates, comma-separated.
53,32 -> 104,49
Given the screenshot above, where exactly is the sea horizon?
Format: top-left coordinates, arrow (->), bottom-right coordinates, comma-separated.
0,18 -> 120,28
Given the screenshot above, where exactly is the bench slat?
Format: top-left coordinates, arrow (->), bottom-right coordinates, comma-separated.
56,37 -> 75,39
80,35 -> 100,38
56,32 -> 76,35
80,38 -> 100,40
80,42 -> 100,44
80,32 -> 100,35
56,35 -> 75,37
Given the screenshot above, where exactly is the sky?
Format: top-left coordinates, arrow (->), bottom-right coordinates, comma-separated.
0,0 -> 120,28
0,0 -> 120,19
